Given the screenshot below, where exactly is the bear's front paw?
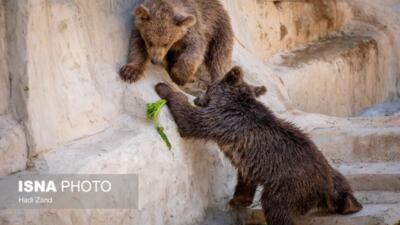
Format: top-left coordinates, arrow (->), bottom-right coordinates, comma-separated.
119,64 -> 145,83
155,83 -> 173,99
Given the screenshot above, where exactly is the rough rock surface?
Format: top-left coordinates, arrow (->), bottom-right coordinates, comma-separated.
357,100 -> 400,117
0,1 -> 9,116
4,0 -> 134,156
0,0 -> 399,225
271,33 -> 389,117
224,0 -> 351,61
0,115 -> 27,176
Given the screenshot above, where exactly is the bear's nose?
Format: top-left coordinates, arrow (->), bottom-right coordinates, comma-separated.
151,58 -> 161,65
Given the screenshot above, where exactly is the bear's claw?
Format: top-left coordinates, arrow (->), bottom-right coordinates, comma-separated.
119,64 -> 144,83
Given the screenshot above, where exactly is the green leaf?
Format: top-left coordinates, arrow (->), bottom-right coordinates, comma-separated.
156,125 -> 172,151
146,99 -> 172,151
146,99 -> 167,123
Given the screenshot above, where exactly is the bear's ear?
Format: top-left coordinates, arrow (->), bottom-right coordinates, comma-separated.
223,66 -> 243,86
174,15 -> 196,28
253,85 -> 267,97
133,5 -> 150,20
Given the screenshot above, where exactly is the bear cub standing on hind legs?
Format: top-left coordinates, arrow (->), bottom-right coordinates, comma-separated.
120,0 -> 234,86
155,66 -> 363,225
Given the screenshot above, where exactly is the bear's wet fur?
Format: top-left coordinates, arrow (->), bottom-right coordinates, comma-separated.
155,66 -> 363,225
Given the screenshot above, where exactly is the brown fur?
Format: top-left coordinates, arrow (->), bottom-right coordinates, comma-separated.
120,0 -> 234,86
155,66 -> 363,225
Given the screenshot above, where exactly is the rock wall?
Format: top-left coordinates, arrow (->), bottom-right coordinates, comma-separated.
0,115 -> 27,176
0,1 -> 28,178
0,1 -> 9,116
275,34 -> 389,117
4,0 -> 137,156
224,0 -> 351,62
263,0 -> 400,117
347,0 -> 400,100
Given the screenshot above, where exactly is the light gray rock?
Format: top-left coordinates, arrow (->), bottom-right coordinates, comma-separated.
0,1 -> 9,116
4,0 -> 138,156
0,115 -> 27,176
357,100 -> 400,117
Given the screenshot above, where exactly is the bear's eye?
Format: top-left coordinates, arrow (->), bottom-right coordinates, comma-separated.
148,41 -> 154,47
162,44 -> 169,48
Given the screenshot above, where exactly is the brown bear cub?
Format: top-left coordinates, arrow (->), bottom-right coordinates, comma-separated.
155,66 -> 362,225
120,0 -> 234,86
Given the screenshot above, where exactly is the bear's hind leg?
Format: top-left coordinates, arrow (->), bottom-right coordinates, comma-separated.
262,204 -> 295,225
206,23 -> 234,81
261,189 -> 296,225
169,38 -> 207,86
229,172 -> 257,208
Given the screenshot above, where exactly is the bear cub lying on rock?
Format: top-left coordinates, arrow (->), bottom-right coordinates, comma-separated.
155,66 -> 362,225
120,0 -> 233,86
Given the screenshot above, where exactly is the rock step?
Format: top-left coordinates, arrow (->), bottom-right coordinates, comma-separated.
337,162 -> 400,192
311,121 -> 400,163
269,33 -> 389,117
245,204 -> 400,225
298,204 -> 400,225
251,162 -> 400,201
355,191 -> 400,205
247,191 -> 400,211
273,35 -> 374,68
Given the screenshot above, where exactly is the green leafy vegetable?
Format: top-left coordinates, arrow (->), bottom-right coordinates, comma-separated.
147,99 -> 167,122
156,125 -> 172,150
146,99 -> 172,151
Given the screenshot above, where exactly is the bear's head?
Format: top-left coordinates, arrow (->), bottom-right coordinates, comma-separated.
133,1 -> 196,65
194,66 -> 267,107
